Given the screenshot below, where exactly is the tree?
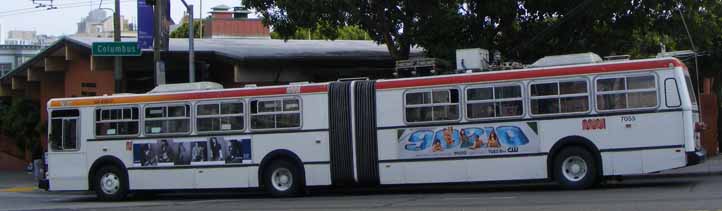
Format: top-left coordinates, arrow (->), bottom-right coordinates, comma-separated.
0,97 -> 43,156
270,25 -> 371,40
170,20 -> 202,38
246,0 -> 456,60
247,0 -> 722,71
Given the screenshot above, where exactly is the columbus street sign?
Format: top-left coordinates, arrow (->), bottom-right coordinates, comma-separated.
92,42 -> 142,56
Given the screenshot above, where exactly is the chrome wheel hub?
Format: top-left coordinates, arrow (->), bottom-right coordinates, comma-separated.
100,172 -> 120,195
271,168 -> 293,192
562,156 -> 588,182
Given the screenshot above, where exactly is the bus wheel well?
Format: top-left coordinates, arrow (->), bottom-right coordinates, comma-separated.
88,156 -> 127,191
547,136 -> 603,180
258,149 -> 306,189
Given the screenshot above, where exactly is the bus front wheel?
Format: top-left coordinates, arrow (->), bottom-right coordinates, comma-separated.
263,160 -> 302,197
93,165 -> 128,201
553,146 -> 598,190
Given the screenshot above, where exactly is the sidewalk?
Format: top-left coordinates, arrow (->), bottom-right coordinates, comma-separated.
0,171 -> 36,192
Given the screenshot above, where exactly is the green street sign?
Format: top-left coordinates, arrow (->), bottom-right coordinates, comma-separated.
92,42 -> 142,56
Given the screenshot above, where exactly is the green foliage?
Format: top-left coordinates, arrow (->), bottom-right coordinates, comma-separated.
246,0 -> 446,60
270,25 -> 370,40
0,97 -> 43,154
170,20 -> 202,38
245,0 -> 722,67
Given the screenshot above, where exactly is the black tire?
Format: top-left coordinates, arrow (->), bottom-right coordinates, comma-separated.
553,146 -> 598,190
263,160 -> 303,197
93,165 -> 129,201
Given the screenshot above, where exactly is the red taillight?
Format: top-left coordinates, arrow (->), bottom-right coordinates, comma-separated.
695,122 -> 706,132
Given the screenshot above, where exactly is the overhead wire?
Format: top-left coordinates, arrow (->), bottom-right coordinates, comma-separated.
0,0 -> 103,15
0,0 -> 134,18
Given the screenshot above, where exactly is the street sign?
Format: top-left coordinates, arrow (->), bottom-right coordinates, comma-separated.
137,0 -> 154,49
92,42 -> 142,56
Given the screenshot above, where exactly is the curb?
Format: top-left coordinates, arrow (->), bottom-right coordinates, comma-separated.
620,171 -> 722,180
0,187 -> 36,193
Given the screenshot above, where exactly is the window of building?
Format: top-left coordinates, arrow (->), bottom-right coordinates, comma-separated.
0,63 -> 11,75
596,74 -> 657,111
466,84 -> 523,119
95,107 -> 139,136
530,79 -> 589,115
196,101 -> 244,132
405,88 -> 460,123
81,82 -> 97,88
144,104 -> 191,134
81,91 -> 97,96
250,97 -> 301,130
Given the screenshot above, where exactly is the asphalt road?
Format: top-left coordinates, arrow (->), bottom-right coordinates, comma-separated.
3,176 -> 722,211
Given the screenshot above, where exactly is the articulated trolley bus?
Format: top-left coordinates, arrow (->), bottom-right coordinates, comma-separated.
40,55 -> 704,200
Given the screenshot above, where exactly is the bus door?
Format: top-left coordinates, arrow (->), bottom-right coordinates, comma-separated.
47,109 -> 87,190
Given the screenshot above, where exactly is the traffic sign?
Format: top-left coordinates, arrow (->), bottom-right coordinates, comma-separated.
92,42 -> 142,56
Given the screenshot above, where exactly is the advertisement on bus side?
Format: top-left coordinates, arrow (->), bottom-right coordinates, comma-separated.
397,122 -> 540,159
132,136 -> 252,167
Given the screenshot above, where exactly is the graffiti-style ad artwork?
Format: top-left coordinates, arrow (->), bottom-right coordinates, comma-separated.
133,136 -> 252,167
397,123 -> 539,159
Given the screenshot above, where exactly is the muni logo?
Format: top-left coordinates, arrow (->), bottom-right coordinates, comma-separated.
582,118 -> 606,130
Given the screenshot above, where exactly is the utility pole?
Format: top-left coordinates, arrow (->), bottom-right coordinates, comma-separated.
113,0 -> 122,93
199,0 -> 203,38
180,0 -> 195,82
153,0 -> 165,85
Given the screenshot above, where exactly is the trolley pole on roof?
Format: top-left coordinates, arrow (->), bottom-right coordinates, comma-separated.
180,0 -> 195,83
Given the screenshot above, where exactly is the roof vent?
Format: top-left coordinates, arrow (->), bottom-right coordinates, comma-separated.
656,50 -> 696,58
604,55 -> 631,61
148,82 -> 224,93
289,81 -> 309,85
529,52 -> 602,68
337,77 -> 369,82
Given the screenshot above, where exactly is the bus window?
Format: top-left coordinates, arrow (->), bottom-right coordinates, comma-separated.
466,84 -> 523,119
250,97 -> 301,130
95,107 -> 139,136
596,74 -> 657,111
49,109 -> 79,151
144,104 -> 191,135
196,101 -> 244,132
664,78 -> 682,107
405,88 -> 460,123
685,75 -> 698,105
530,80 -> 589,115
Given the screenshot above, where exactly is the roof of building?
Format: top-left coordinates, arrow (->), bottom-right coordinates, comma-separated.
0,36 -> 422,80
211,4 -> 231,11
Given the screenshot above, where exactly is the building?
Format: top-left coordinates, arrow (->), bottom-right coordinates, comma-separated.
0,45 -> 43,76
0,36 -> 421,162
76,9 -> 135,38
4,30 -> 58,47
5,30 -> 36,45
203,4 -> 270,39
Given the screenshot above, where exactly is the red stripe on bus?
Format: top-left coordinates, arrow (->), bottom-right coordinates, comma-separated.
375,59 -> 685,90
50,84 -> 329,107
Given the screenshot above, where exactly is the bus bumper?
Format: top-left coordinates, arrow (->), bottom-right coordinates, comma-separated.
38,179 -> 49,191
686,150 -> 705,166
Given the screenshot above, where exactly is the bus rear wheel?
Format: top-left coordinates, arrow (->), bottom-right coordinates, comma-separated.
93,165 -> 128,201
263,160 -> 303,197
553,146 -> 598,190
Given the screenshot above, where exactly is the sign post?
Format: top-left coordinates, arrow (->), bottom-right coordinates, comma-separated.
92,42 -> 142,56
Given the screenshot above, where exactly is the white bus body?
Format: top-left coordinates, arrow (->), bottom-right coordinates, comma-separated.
39,57 -> 704,200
